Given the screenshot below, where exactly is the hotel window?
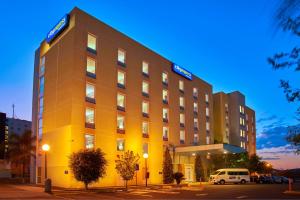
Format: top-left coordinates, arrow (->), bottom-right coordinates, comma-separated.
162,89 -> 168,103
180,130 -> 185,143
117,139 -> 125,151
87,34 -> 97,51
86,57 -> 96,75
240,117 -> 243,125
118,49 -> 126,64
194,134 -> 199,143
142,61 -> 149,75
142,121 -> 149,135
242,118 -> 245,126
163,126 -> 169,140
163,108 -> 169,121
85,134 -> 94,149
162,72 -> 168,84
193,102 -> 198,113
117,115 -> 125,130
40,56 -> 45,75
143,143 -> 148,154
39,76 -> 44,96
206,122 -> 210,131
193,88 -> 198,98
179,97 -> 185,108
117,70 -> 125,87
85,108 -> 95,124
142,81 -> 149,95
117,93 -> 125,110
206,107 -> 209,116
194,118 -> 198,129
38,97 -> 44,116
206,136 -> 210,144
142,101 -> 149,115
86,83 -> 95,99
240,129 -> 243,137
180,113 -> 185,126
179,80 -> 184,91
205,94 -> 209,102
225,103 -> 229,111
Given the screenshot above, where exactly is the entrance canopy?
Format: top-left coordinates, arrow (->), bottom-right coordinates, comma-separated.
175,143 -> 245,155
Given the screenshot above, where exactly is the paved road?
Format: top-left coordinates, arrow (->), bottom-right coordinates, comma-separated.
1,182 -> 300,199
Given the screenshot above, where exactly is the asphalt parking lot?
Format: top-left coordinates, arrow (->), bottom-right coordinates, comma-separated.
1,182 -> 300,199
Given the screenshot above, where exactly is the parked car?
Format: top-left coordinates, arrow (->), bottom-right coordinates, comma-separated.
256,175 -> 274,184
271,176 -> 291,184
210,168 -> 250,184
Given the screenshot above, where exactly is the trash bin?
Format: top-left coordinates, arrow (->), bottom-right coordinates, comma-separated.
45,179 -> 52,193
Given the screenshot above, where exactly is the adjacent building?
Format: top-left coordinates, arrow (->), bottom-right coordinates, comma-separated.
32,7 -> 256,187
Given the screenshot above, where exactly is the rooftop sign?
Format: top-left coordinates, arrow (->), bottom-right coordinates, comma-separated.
172,63 -> 193,80
46,14 -> 70,44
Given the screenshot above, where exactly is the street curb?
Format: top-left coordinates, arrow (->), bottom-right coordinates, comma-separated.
283,190 -> 300,195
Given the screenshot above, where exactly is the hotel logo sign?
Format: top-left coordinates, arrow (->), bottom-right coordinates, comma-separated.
172,63 -> 193,80
46,14 -> 70,44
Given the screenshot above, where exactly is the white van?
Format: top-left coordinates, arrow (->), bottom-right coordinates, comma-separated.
210,168 -> 250,184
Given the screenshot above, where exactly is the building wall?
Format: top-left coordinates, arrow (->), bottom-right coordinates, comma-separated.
6,118 -> 31,136
34,7 -> 214,188
0,112 -> 7,159
245,106 -> 256,155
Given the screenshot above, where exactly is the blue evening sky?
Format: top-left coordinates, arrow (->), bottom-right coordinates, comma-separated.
0,0 -> 299,154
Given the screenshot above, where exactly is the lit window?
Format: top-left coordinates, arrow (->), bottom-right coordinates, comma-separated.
117,139 -> 125,151
87,57 -> 96,74
142,81 -> 149,94
179,97 -> 185,108
206,136 -> 210,144
180,113 -> 185,125
86,83 -> 95,99
163,108 -> 168,120
142,121 -> 149,135
85,134 -> 94,149
163,126 -> 169,139
117,71 -> 125,86
142,101 -> 149,114
40,56 -> 45,75
117,93 -> 125,108
162,72 -> 168,84
194,118 -> 198,129
206,122 -> 210,131
143,143 -> 148,154
179,80 -> 184,91
180,130 -> 185,143
225,103 -> 228,110
194,134 -> 199,143
117,115 -> 125,130
193,102 -> 198,113
240,129 -> 243,137
142,61 -> 149,75
206,107 -> 209,116
205,94 -> 209,102
162,90 -> 168,102
87,34 -> 96,50
243,118 -> 245,126
118,49 -> 126,64
40,56 -> 45,66
193,88 -> 198,97
85,108 -> 95,124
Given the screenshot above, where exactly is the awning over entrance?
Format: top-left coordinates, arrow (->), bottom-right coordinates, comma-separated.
175,143 -> 245,155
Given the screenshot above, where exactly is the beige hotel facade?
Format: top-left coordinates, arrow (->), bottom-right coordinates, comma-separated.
31,7 -> 256,187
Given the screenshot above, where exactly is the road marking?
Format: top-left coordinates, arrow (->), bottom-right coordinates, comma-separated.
236,195 -> 248,199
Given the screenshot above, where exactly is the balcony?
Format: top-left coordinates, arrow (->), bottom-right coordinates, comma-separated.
117,61 -> 126,67
179,89 -> 184,94
162,99 -> 168,105
162,81 -> 168,87
193,111 -> 198,115
142,113 -> 149,118
85,97 -> 96,104
87,47 -> 97,55
117,83 -> 125,89
163,118 -> 168,123
163,137 -> 168,141
194,127 -> 199,132
117,106 -> 125,112
142,92 -> 149,98
142,133 -> 149,138
180,140 -> 185,144
179,106 -> 185,111
180,123 -> 185,128
86,71 -> 96,79
117,129 -> 125,134
85,123 -> 95,129
142,72 -> 149,78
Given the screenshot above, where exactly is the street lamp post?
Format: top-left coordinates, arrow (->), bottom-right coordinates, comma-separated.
42,144 -> 51,193
143,153 -> 149,187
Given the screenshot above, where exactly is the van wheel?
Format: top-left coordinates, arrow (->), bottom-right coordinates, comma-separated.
241,179 -> 246,184
219,180 -> 225,185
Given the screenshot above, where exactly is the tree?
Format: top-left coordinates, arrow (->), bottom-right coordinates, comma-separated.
115,150 -> 140,189
227,152 -> 249,168
268,0 -> 300,152
194,153 -> 203,182
7,130 -> 35,180
163,147 -> 174,184
69,148 -> 107,190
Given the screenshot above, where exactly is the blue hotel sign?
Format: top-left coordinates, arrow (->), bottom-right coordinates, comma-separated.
172,64 -> 193,80
46,14 -> 70,43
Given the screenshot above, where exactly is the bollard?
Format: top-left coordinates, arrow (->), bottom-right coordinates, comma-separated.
45,178 -> 52,193
288,178 -> 292,192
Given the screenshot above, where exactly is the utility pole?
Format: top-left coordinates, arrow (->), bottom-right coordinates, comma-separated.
12,104 -> 15,119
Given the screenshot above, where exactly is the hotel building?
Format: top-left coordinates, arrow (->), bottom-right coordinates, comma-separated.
32,7 -> 256,187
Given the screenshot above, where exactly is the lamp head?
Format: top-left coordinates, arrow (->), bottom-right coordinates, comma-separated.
42,144 -> 50,152
143,153 -> 148,159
